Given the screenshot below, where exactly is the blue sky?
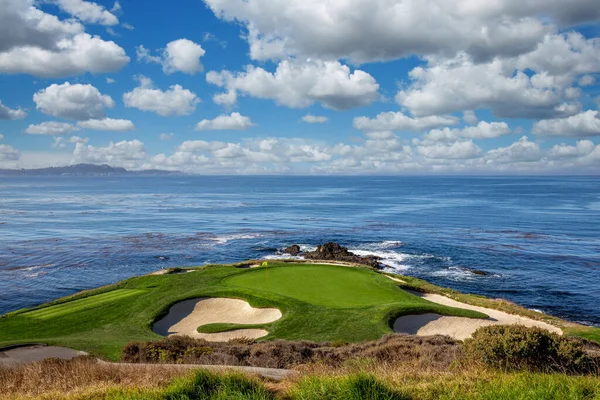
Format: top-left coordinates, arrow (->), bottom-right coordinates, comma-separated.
1,0 -> 600,174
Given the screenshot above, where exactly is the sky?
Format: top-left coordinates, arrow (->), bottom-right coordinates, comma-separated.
0,0 -> 600,174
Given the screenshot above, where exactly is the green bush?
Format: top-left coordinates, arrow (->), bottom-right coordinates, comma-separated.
462,325 -> 598,374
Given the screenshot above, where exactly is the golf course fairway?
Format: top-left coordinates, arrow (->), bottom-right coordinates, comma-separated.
0,263 -> 486,361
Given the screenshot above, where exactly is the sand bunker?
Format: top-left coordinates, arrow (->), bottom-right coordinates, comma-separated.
153,298 -> 282,342
0,345 -> 87,367
390,283 -> 562,340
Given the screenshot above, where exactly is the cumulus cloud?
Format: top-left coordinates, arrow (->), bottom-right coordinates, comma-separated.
52,0 -> 119,25
195,112 -> 254,131
485,136 -> 542,163
73,139 -> 147,168
353,111 -> 458,132
159,133 -> 174,140
302,115 -> 328,123
25,121 -> 79,135
0,100 -> 26,120
34,82 -> 114,120
137,39 -> 205,75
123,76 -> 199,116
207,60 -> 379,110
77,118 -> 135,131
0,144 -> 20,161
202,0 -> 600,63
419,121 -> 512,144
0,0 -> 128,77
549,140 -> 595,158
417,140 -> 482,159
463,111 -> 479,125
395,33 -> 600,118
532,110 -> 600,137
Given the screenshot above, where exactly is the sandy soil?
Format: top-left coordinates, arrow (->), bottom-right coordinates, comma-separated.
153,298 -> 282,341
0,345 -> 87,366
391,283 -> 562,340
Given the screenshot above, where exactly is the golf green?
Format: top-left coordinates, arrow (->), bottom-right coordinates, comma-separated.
0,262 -> 487,360
224,265 -> 417,308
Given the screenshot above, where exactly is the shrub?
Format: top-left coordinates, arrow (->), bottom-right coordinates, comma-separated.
462,325 -> 599,374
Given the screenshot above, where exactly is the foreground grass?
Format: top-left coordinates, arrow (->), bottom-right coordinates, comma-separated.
2,359 -> 599,400
0,263 -> 484,360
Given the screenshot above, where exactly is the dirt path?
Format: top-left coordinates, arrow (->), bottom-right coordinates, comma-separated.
0,345 -> 87,367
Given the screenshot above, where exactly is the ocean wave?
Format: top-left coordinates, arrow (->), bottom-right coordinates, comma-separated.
209,233 -> 264,244
349,249 -> 411,271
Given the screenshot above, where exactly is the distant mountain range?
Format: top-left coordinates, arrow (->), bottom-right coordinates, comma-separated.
0,164 -> 179,176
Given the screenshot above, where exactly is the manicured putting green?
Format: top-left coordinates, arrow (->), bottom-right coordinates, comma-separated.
224,265 -> 415,308
22,289 -> 146,320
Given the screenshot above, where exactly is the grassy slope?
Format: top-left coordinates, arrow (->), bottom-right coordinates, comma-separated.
387,273 -> 600,343
0,263 -> 484,361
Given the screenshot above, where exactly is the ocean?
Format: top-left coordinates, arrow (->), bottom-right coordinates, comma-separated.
0,175 -> 599,326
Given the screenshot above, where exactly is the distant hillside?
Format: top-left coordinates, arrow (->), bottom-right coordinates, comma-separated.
0,163 -> 179,176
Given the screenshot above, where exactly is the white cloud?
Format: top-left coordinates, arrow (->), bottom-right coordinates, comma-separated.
123,76 -> 199,116
195,112 -> 254,131
421,121 -> 512,144
25,121 -> 79,135
159,133 -> 174,140
0,134 -> 3,141
532,110 -> 600,137
463,110 -> 479,125
106,77 -> 116,84
213,90 -> 237,108
578,75 -> 596,87
418,140 -> 482,159
0,100 -> 26,120
485,136 -> 542,163
0,144 -> 20,161
549,140 -> 595,158
77,118 -> 135,131
0,0 -> 128,77
203,0 -> 600,65
137,39 -> 205,75
353,111 -> 458,132
73,139 -> 147,168
207,60 -> 379,110
396,33 -> 600,118
34,82 -> 114,120
302,115 -> 328,123
52,0 -> 118,25
111,1 -> 121,13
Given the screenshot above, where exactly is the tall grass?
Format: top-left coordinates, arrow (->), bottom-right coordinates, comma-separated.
2,358 -> 599,400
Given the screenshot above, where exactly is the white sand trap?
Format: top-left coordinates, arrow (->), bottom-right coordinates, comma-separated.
388,279 -> 562,340
0,345 -> 87,367
153,298 -> 282,342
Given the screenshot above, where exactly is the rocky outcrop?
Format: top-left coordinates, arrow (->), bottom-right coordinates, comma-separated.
283,244 -> 301,256
303,242 -> 382,268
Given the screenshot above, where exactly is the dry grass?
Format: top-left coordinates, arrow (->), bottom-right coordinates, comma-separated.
0,356 -> 192,400
122,333 -> 460,369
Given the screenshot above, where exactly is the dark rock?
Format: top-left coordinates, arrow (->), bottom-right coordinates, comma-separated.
303,242 -> 382,269
283,244 -> 301,256
460,267 -> 490,276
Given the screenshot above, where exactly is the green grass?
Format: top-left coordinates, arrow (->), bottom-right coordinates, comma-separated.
0,263 -> 485,360
225,266 -> 414,308
289,372 -> 600,400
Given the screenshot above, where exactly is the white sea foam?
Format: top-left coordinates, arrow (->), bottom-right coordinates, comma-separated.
349,249 -> 411,271
210,233 -> 263,244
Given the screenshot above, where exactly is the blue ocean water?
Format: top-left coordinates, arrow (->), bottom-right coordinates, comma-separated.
0,176 -> 599,326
